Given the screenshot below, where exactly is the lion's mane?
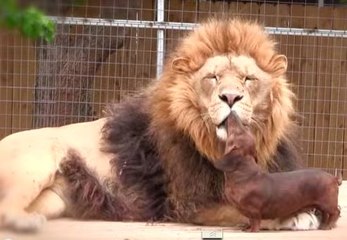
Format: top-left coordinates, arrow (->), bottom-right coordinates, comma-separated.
99,18 -> 302,222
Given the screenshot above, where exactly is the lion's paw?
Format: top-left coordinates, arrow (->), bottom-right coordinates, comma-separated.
260,210 -> 320,231
1,210 -> 46,232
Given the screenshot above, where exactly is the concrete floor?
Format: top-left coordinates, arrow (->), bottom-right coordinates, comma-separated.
1,181 -> 347,240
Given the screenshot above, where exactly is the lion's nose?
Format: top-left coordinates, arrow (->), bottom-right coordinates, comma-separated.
219,93 -> 243,107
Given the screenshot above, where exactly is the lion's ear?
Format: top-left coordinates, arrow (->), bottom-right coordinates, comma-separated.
172,57 -> 191,73
270,54 -> 288,76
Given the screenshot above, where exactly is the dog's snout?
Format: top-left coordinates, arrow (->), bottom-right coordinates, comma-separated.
219,93 -> 243,107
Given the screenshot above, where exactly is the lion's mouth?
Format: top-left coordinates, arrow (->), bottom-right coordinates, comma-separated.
217,110 -> 237,129
216,117 -> 228,141
218,118 -> 228,129
216,111 -> 246,141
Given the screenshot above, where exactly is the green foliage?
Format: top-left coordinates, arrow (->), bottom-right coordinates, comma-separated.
0,0 -> 55,42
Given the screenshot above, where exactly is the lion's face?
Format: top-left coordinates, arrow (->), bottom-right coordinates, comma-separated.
192,54 -> 272,141
152,19 -> 294,163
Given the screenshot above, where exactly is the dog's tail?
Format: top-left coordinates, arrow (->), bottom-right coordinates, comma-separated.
334,169 -> 343,186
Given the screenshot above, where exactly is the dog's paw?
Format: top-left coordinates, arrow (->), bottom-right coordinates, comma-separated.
260,210 -> 320,231
1,210 -> 46,232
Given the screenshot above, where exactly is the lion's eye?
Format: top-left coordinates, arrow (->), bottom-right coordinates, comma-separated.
210,75 -> 219,84
245,76 -> 257,82
201,75 -> 218,95
203,74 -> 219,85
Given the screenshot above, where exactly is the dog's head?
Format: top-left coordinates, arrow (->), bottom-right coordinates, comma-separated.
214,112 -> 257,171
225,111 -> 256,156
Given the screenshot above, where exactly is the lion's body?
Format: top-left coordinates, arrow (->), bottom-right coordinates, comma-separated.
0,19 -> 322,232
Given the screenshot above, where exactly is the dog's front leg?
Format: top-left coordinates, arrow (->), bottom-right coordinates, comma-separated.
243,218 -> 261,232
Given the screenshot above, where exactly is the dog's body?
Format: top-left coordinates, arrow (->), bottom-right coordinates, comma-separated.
218,113 -> 341,232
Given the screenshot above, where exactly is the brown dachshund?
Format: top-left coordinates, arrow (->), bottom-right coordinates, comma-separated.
215,112 -> 341,232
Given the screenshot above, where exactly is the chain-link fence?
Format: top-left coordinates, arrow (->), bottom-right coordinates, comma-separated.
0,0 -> 346,175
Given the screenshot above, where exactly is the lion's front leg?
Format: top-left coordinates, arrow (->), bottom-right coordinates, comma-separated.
0,138 -> 60,232
0,159 -> 57,232
193,205 -> 320,231
0,180 -> 51,232
27,187 -> 67,220
260,210 -> 320,230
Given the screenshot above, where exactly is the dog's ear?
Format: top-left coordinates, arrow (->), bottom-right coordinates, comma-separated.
214,152 -> 238,171
214,156 -> 228,171
254,156 -> 258,163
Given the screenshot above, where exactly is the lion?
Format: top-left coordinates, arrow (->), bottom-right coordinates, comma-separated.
0,18 -> 321,232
